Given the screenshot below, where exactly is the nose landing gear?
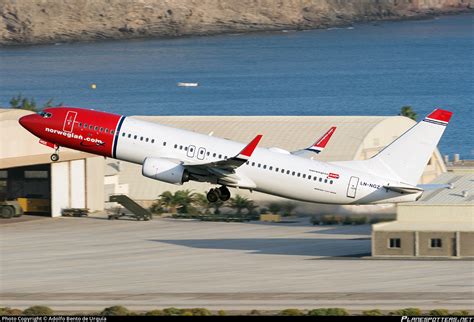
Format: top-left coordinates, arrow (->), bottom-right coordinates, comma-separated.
50,146 -> 60,162
206,186 -> 231,203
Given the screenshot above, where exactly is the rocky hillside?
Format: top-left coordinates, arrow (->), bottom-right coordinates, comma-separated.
0,0 -> 472,45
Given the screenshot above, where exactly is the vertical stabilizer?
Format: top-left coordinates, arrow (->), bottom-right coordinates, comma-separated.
366,109 -> 452,185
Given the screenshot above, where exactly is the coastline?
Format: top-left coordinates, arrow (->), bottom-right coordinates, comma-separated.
0,0 -> 472,47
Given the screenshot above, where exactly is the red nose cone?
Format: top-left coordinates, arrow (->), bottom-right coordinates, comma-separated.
19,114 -> 36,131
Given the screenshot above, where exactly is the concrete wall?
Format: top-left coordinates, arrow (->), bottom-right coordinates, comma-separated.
397,205 -> 473,222
50,157 -> 104,216
85,157 -> 105,212
460,232 -> 474,257
373,230 -> 473,258
372,231 -> 415,257
418,232 -> 456,257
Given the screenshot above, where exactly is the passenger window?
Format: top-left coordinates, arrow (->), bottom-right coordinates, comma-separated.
179,145 -> 183,150
219,154 -> 222,158
297,173 -> 301,177
308,175 -> 312,180
213,153 -> 216,157
252,162 -> 255,166
286,170 -> 290,174
207,152 -> 210,156
122,133 -> 125,137
263,165 -> 267,169
184,146 -> 188,151
302,174 -> 306,178
89,125 -> 93,129
319,178 -> 322,182
330,180 -> 333,184
275,167 -> 279,172
100,127 -> 103,132
174,144 -> 178,148
269,166 -> 273,170
110,130 -> 114,134
128,134 -> 131,138
258,163 -> 261,168
134,135 -> 137,139
79,122 -> 82,127
105,128 -> 109,133
324,179 -> 328,183
94,126 -> 98,131
292,171 -> 295,176
314,177 -> 317,181
146,138 -> 149,142
151,139 -> 155,143
163,142 -> 167,146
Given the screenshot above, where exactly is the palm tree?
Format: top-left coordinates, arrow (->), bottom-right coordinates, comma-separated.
157,191 -> 180,214
268,202 -> 282,215
229,195 -> 252,215
194,193 -> 212,215
399,106 -> 417,121
282,202 -> 297,217
174,190 -> 197,214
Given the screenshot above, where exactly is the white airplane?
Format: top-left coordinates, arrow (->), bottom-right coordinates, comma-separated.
19,107 -> 452,204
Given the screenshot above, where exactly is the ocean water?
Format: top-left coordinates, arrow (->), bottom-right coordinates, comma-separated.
0,14 -> 472,158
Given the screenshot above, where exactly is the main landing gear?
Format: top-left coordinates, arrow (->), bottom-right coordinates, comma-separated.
50,147 -> 60,162
207,186 -> 231,203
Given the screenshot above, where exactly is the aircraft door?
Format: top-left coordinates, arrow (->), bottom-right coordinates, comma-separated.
347,176 -> 359,198
63,111 -> 77,133
197,147 -> 206,160
187,145 -> 196,158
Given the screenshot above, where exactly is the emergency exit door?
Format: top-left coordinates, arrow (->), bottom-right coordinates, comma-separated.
347,176 -> 359,198
63,111 -> 77,132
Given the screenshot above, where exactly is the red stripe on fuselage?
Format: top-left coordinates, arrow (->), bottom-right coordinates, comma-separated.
38,107 -> 122,157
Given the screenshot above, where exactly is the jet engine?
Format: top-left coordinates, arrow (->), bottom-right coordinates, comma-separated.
142,157 -> 190,185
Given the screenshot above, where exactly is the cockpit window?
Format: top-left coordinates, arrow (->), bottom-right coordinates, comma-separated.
38,111 -> 52,118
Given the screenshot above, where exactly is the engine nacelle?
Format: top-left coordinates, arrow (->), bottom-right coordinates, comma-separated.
142,157 -> 189,185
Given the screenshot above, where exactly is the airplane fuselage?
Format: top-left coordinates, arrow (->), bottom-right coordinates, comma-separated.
19,107 -> 424,205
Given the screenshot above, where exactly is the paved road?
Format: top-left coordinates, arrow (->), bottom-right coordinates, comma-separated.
1,216 -> 473,312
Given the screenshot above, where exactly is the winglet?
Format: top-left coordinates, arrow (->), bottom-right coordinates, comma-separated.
237,134 -> 263,159
424,109 -> 453,125
305,127 -> 336,154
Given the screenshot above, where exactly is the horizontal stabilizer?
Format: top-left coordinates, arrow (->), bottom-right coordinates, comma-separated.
417,183 -> 453,191
383,185 -> 423,194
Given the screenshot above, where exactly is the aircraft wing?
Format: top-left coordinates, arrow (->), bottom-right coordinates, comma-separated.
176,135 -> 263,187
292,127 -> 336,157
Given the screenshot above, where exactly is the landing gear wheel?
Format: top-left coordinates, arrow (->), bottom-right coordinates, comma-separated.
50,153 -> 59,162
206,189 -> 219,203
218,186 -> 231,201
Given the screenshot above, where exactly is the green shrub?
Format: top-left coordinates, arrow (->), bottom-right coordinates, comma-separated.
390,307 -> 422,316
163,307 -> 184,316
188,308 -> 211,316
429,309 -> 450,316
248,309 -> 262,316
23,305 -> 54,316
320,215 -> 343,225
100,305 -> 130,316
260,208 -> 268,214
352,216 -> 367,225
0,307 -> 23,316
145,310 -> 164,316
279,308 -> 304,316
307,308 -> 348,316
362,309 -> 383,316
342,216 -> 352,225
218,310 -> 227,316
450,310 -> 470,316
310,215 -> 321,225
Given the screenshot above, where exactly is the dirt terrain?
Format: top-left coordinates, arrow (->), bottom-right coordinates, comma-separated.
0,0 -> 472,45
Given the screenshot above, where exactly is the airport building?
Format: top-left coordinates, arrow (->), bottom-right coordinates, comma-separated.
2,109 -> 447,217
372,173 -> 474,258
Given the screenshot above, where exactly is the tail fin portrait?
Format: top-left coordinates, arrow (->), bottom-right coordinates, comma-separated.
368,109 -> 452,185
